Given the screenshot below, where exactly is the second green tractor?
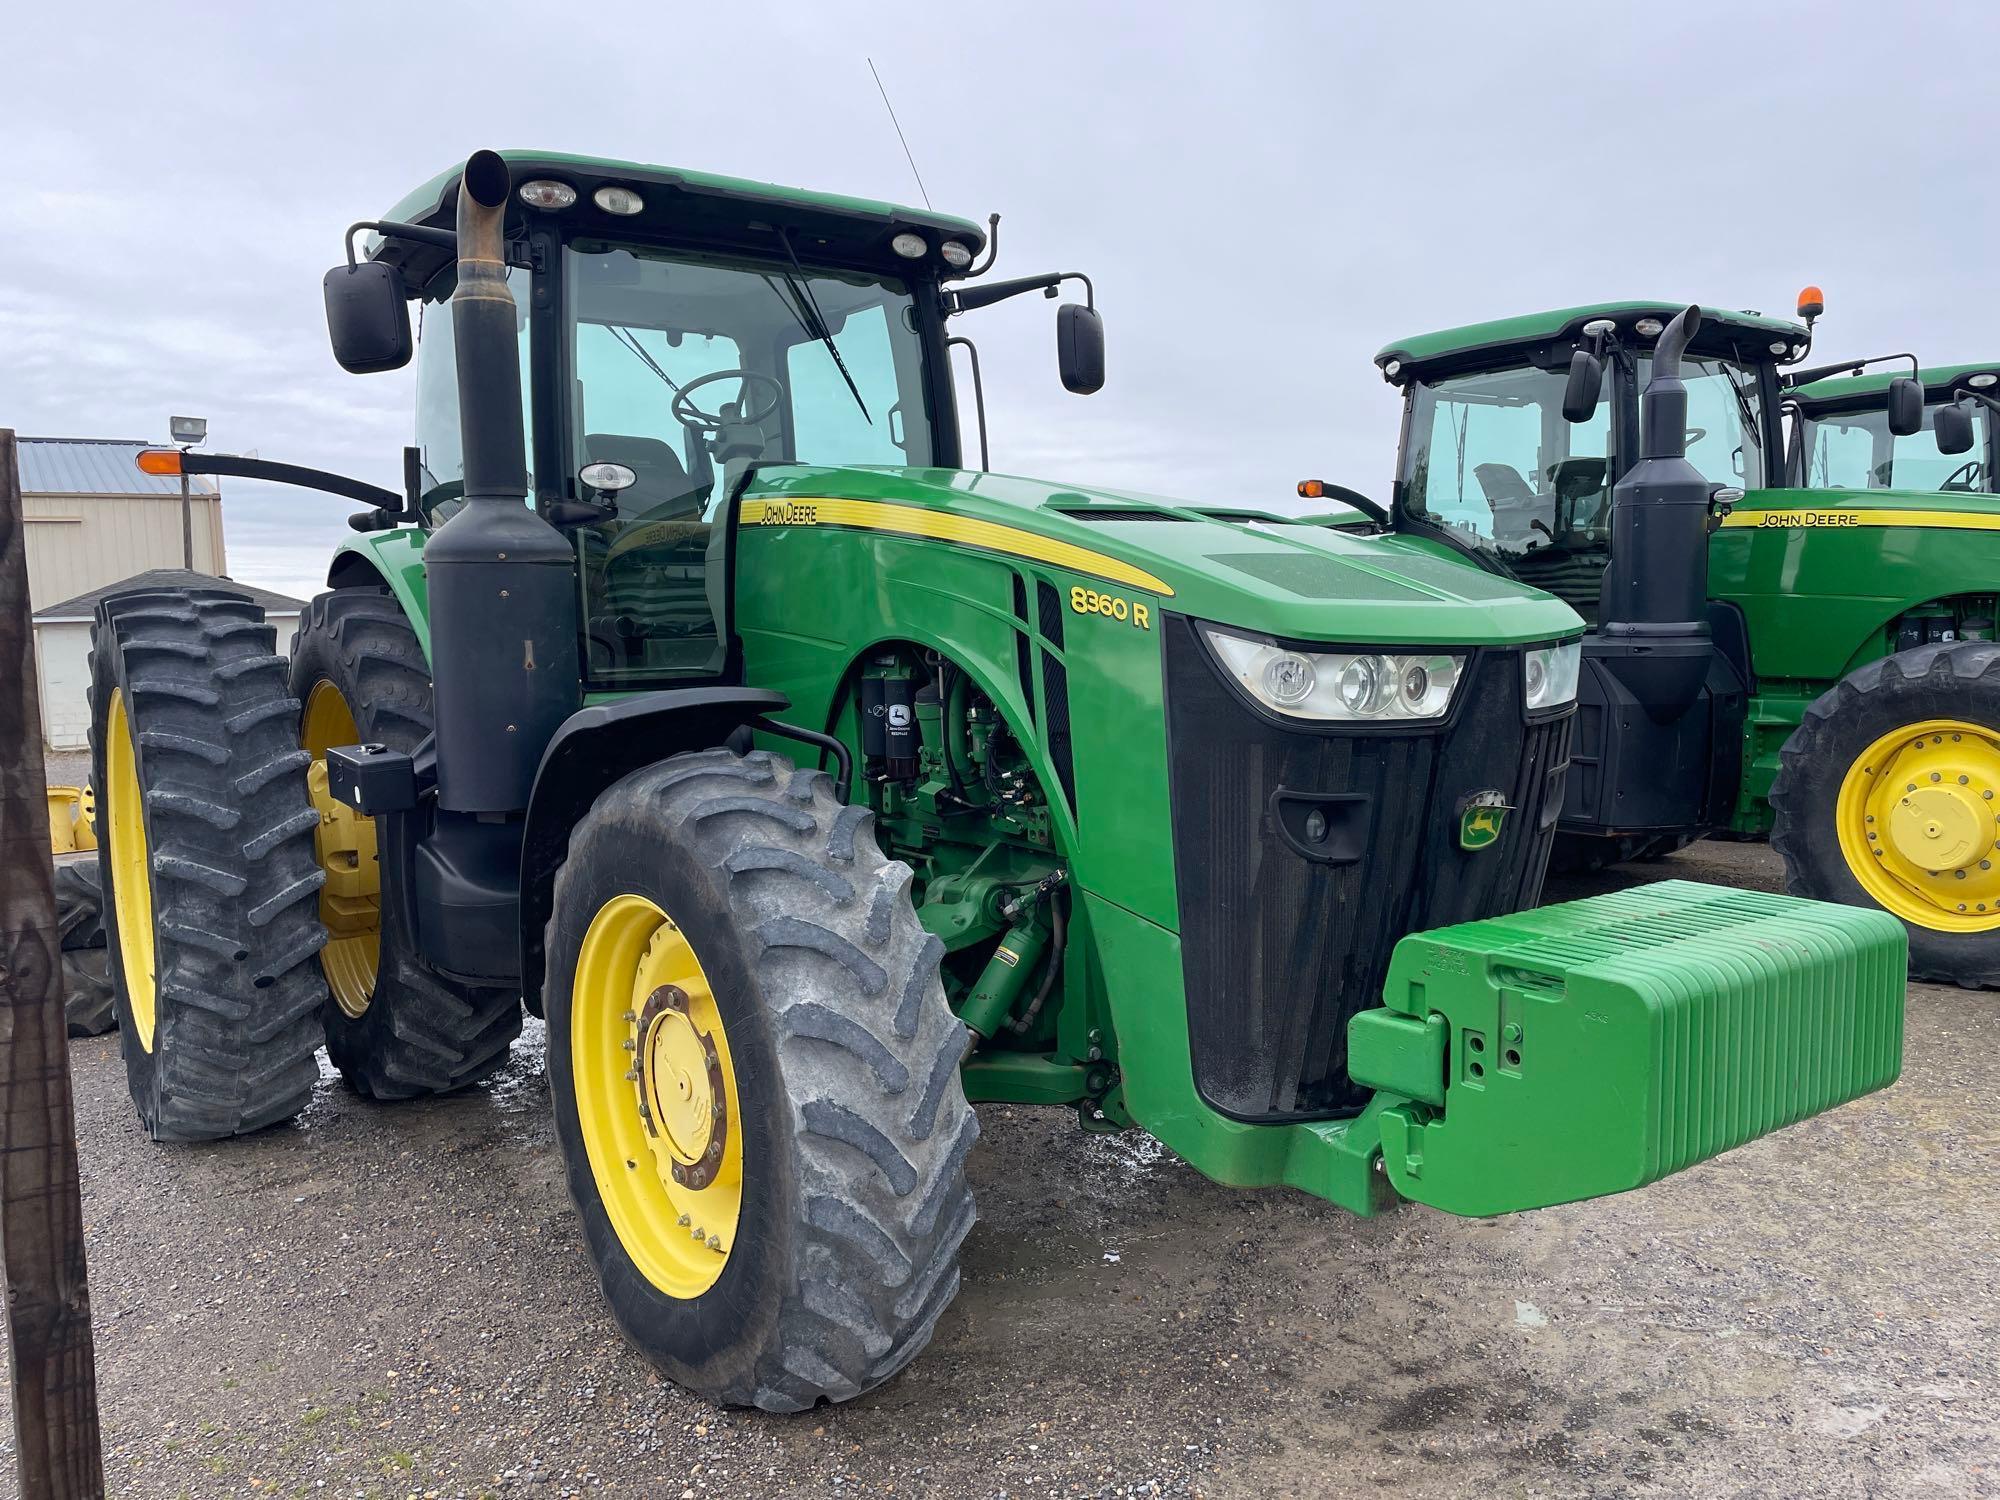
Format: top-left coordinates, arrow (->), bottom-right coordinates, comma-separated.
1365,292 -> 2000,987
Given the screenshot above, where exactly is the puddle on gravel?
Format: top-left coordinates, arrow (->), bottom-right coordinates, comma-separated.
486,1015 -> 549,1115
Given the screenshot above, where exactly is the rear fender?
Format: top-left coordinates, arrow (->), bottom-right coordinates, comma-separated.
517,687 -> 788,1012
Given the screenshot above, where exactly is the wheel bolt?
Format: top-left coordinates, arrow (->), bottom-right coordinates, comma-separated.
677,1213 -> 691,1227
706,1141 -> 721,1160
623,1010 -> 636,1022
672,1164 -> 685,1183
708,1235 -> 723,1253
622,1039 -> 636,1052
624,1069 -> 637,1082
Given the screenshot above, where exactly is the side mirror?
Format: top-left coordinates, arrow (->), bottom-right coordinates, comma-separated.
323,260 -> 412,374
1057,303 -> 1105,395
1934,399 -> 1977,455
1886,376 -> 1926,438
1562,349 -> 1604,423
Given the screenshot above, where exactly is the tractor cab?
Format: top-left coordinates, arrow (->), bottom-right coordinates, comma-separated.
1786,361 -> 2000,493
1376,301 -> 1801,620
337,153 -> 1101,688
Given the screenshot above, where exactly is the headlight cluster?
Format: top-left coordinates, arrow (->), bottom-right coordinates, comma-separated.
1524,640 -> 1581,711
1201,626 -> 1583,721
1201,625 -> 1466,723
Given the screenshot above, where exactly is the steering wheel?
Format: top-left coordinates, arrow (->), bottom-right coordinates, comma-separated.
1942,460 -> 1984,492
672,369 -> 784,433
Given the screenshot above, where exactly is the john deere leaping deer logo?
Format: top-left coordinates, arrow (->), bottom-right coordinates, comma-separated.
1458,791 -> 1511,851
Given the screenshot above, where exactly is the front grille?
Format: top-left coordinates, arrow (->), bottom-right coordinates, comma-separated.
1163,614 -> 1571,1120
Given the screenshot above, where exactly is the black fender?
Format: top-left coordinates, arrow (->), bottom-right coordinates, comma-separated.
518,686 -> 789,1013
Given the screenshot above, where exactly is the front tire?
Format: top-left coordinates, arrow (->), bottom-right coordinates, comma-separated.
544,748 -> 977,1411
289,588 -> 521,1098
1772,642 -> 2000,988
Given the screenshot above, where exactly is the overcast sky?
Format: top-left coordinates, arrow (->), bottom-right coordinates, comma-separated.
3,1 -> 1994,600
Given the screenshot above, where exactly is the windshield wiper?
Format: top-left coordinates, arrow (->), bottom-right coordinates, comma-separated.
776,230 -> 871,426
608,325 -> 686,398
1721,364 -> 1762,449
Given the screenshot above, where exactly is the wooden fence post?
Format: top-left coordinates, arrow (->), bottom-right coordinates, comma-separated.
0,428 -> 104,1496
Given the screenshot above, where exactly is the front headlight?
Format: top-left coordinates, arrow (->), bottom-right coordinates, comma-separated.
1524,640 -> 1581,711
1201,625 -> 1466,723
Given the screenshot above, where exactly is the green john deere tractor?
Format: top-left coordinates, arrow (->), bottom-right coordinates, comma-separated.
1368,293 -> 2000,986
1787,358 -> 2000,494
90,152 -> 1906,1411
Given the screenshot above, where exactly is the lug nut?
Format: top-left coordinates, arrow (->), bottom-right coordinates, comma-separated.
677,1214 -> 691,1227
708,1235 -> 723,1252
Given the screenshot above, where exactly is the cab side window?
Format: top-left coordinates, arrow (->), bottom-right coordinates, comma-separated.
412,268 -> 534,519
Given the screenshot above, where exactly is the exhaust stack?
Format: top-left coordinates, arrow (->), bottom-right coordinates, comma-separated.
423,149 -> 580,816
1596,304 -> 1713,721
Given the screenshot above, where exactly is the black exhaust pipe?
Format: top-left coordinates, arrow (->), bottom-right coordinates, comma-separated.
1595,304 -> 1713,721
424,150 -> 580,816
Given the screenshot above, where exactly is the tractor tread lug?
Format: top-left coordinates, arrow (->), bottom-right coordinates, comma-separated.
779,1002 -> 910,1094
800,1099 -> 918,1195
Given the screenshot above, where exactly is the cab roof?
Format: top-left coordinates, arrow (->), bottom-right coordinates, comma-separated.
1374,301 -> 1809,382
371,150 -> 987,290
1789,361 -> 2000,411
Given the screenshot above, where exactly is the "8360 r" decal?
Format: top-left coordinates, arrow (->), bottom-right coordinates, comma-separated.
1069,586 -> 1152,629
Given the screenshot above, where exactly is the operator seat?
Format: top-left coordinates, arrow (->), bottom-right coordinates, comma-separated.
1473,462 -> 1549,548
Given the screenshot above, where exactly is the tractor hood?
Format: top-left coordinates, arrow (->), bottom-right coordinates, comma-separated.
742,466 -> 1582,647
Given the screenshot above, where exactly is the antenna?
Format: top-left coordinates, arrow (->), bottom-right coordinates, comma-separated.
867,57 -> 931,210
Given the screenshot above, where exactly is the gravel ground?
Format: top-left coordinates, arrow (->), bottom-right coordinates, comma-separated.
3,840 -> 1991,1499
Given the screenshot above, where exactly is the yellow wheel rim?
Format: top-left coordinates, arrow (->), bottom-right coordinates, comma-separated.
572,894 -> 742,1299
1837,717 -> 2000,933
105,691 -> 158,1052
301,680 -> 380,1018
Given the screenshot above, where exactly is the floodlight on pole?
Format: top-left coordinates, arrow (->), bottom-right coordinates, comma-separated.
169,415 -> 207,569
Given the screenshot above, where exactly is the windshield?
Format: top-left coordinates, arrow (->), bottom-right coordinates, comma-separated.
563,240 -> 935,683
1399,352 -> 1767,617
1400,362 -> 1612,561
1799,404 -> 1989,492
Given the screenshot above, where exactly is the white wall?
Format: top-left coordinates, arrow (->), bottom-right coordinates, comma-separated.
36,610 -> 300,754
23,492 -> 227,614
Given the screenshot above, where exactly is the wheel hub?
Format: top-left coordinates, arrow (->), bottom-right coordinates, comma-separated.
1842,719 -> 2000,929
633,984 -> 729,1193
1886,785 -> 1985,871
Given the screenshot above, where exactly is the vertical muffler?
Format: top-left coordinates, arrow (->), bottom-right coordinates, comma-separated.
423,149 -> 580,815
1594,304 -> 1714,722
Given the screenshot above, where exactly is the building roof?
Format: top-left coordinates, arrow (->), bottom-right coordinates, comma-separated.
34,568 -> 305,623
1790,361 -> 2000,409
17,437 -> 219,498
1375,301 -> 1809,376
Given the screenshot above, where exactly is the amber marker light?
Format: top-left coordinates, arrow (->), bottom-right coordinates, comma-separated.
136,448 -> 182,476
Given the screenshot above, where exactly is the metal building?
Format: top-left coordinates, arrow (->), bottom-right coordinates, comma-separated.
19,438 -> 304,751
18,436 -> 227,608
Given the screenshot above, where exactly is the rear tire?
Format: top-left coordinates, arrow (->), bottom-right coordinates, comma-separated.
288,588 -> 521,1099
90,585 -> 327,1140
544,748 -> 977,1411
1772,642 -> 2000,989
63,950 -> 117,1038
